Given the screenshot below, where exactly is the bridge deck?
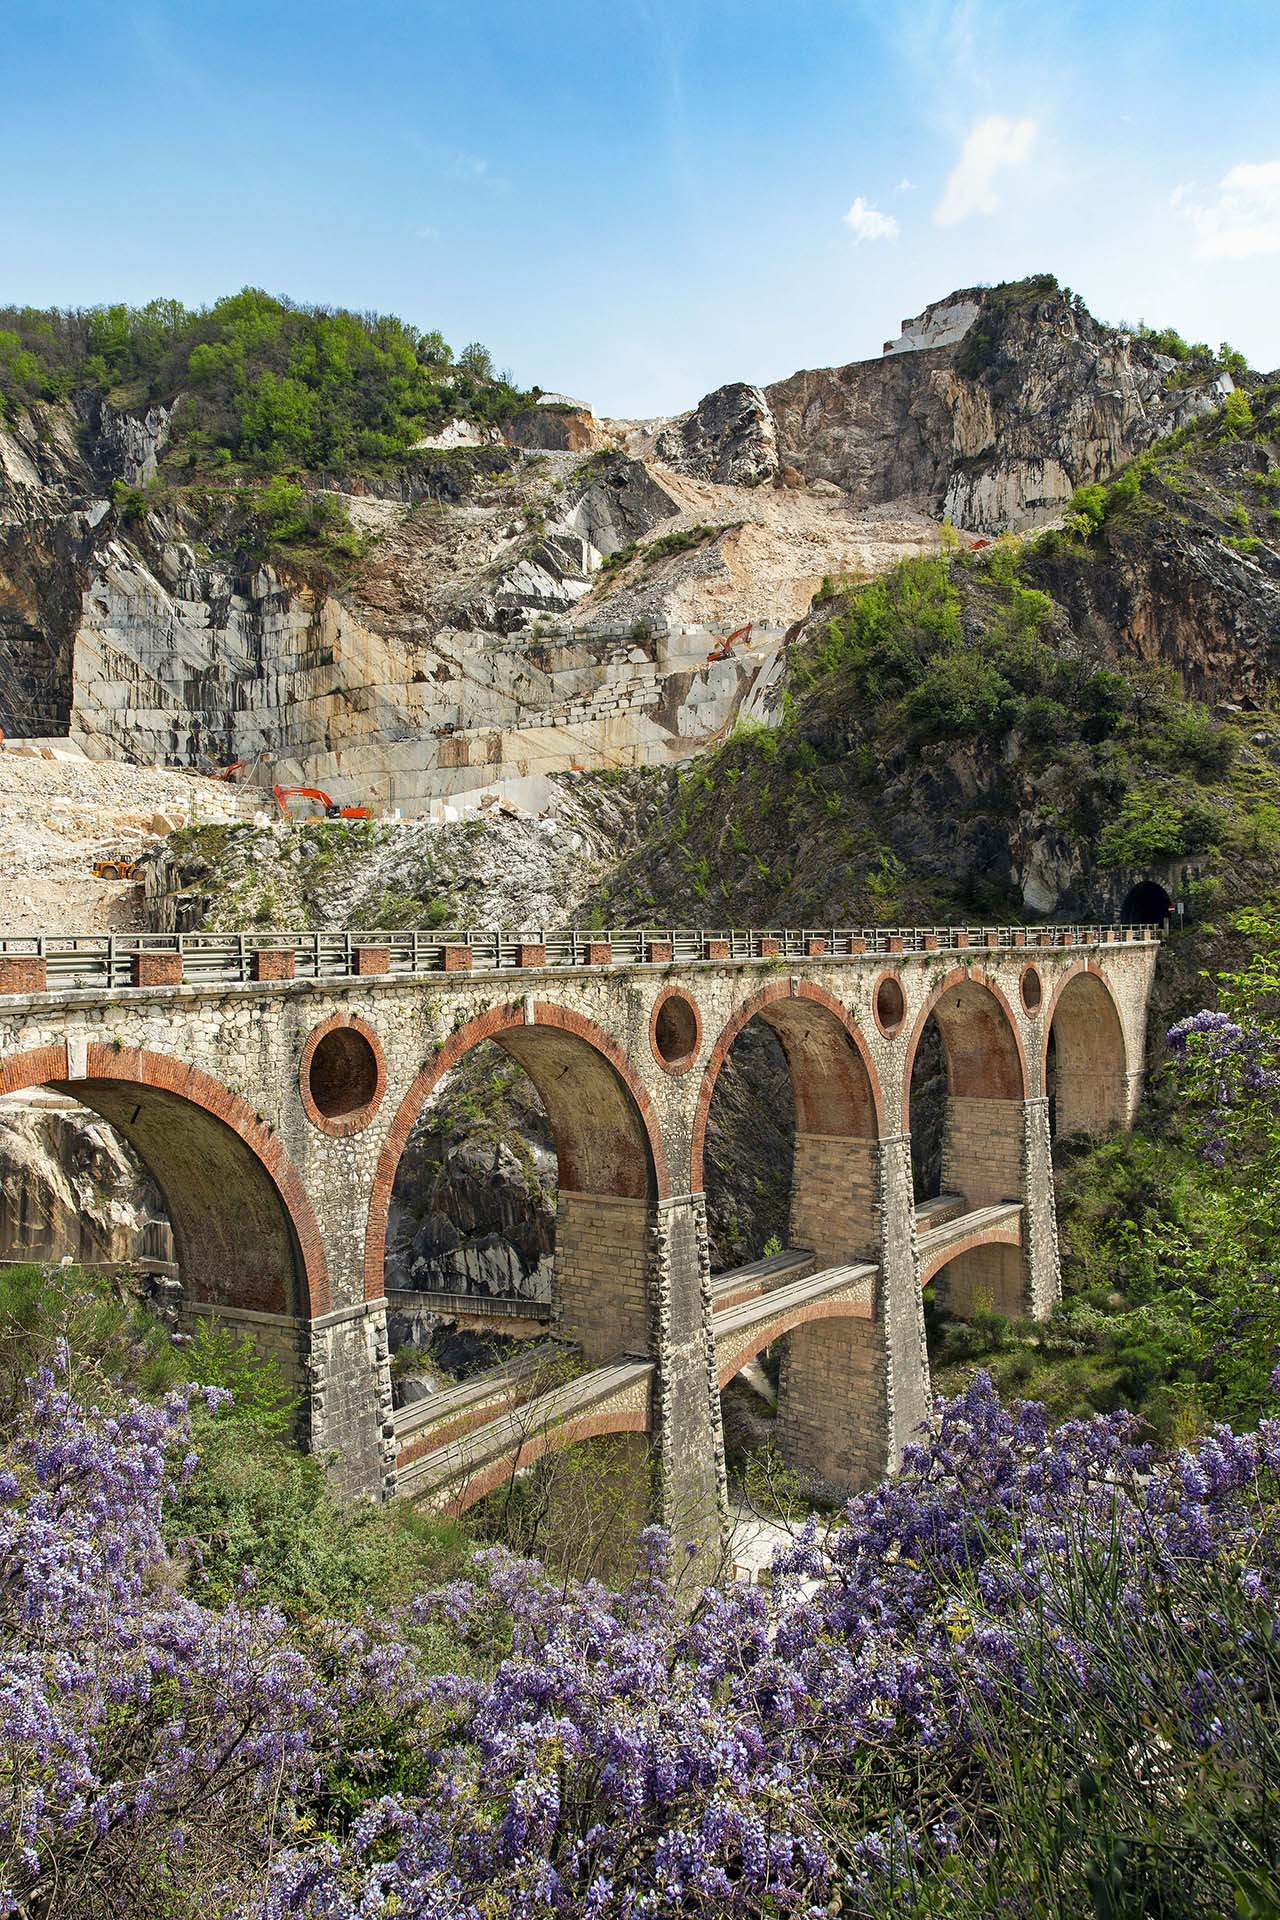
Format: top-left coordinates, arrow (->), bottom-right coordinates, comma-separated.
916,1202 -> 1023,1276
393,1340 -> 572,1466
713,1259 -> 877,1350
913,1192 -> 969,1231
710,1246 -> 817,1308
396,1358 -> 654,1503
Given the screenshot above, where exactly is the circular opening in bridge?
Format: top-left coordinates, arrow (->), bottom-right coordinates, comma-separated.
302,1018 -> 385,1135
1020,965 -> 1043,1015
651,990 -> 702,1073
1121,880 -> 1172,926
874,975 -> 906,1037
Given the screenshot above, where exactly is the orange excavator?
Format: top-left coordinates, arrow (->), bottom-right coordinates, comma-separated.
273,785 -> 372,820
706,623 -> 753,665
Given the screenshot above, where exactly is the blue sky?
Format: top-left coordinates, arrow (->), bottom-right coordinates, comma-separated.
4,0 -> 1278,416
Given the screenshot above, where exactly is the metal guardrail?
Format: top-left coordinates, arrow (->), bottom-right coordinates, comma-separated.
0,923 -> 1162,994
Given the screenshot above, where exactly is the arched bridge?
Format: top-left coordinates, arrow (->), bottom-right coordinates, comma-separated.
0,921 -> 1158,1543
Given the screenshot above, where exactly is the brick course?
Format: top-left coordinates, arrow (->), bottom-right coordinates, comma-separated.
0,958 -> 46,995
133,952 -> 183,987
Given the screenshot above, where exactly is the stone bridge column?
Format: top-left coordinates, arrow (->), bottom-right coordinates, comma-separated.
776,1133 -> 930,1498
1020,1095 -> 1061,1320
553,1186 -> 725,1557
648,1191 -> 727,1548
303,1301 -> 397,1501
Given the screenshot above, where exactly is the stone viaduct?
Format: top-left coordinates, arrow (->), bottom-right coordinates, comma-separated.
0,922 -> 1158,1546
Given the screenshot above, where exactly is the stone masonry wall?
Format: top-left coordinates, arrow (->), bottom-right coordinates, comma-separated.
555,1190 -> 651,1364
776,1317 -> 888,1496
775,1132 -> 929,1494
942,1096 -> 1024,1207
789,1133 -> 879,1262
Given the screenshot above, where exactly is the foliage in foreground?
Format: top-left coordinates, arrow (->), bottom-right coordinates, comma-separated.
3,1348 -> 1280,1917
0,1261 -> 468,1621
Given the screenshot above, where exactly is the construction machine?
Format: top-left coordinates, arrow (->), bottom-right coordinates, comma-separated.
92,851 -> 142,881
273,785 -> 372,821
91,828 -> 147,881
706,623 -> 753,665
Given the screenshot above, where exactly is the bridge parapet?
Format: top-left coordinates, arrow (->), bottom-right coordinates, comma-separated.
0,922 -> 1161,996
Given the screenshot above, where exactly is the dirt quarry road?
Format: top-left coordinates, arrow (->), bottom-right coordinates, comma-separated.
0,748 -> 254,933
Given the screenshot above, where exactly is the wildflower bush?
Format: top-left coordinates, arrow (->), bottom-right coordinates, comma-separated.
4,1344 -> 1280,1915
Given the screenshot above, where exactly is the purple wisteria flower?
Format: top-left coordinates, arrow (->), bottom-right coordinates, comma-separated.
2,1357 -> 1278,1918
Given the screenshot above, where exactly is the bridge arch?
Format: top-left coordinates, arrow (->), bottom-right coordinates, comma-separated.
450,1403 -> 653,1515
0,1041 -> 328,1318
694,981 -> 885,1189
716,1290 -> 873,1390
903,970 -> 1027,1210
364,1003 -> 669,1358
1044,961 -> 1131,1138
923,1233 -> 1025,1320
692,981 -> 884,1269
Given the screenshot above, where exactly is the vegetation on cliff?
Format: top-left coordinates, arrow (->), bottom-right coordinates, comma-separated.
595,547 -> 1268,930
0,291 -> 539,587
0,290 -> 528,464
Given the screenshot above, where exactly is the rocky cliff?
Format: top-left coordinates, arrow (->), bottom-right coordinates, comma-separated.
3,275 -> 1242,821
654,278 -> 1234,533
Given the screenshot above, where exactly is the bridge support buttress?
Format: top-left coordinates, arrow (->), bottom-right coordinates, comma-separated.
553,1189 -> 725,1553
775,1134 -> 929,1497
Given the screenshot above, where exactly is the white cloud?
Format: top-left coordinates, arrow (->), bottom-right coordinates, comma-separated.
933,114 -> 1036,226
1181,161 -> 1280,260
842,195 -> 900,243
896,177 -> 915,192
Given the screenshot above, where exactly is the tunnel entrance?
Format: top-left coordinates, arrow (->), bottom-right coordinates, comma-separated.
1121,880 -> 1173,925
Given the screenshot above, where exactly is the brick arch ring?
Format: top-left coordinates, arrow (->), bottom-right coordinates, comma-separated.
363,1001 -> 672,1301
0,1041 -> 331,1318
299,1011 -> 387,1137
447,1406 -> 653,1515
919,1217 -> 1023,1288
900,966 -> 1030,1113
690,979 -> 887,1194
1040,958 -> 1130,1076
716,1291 -> 874,1390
